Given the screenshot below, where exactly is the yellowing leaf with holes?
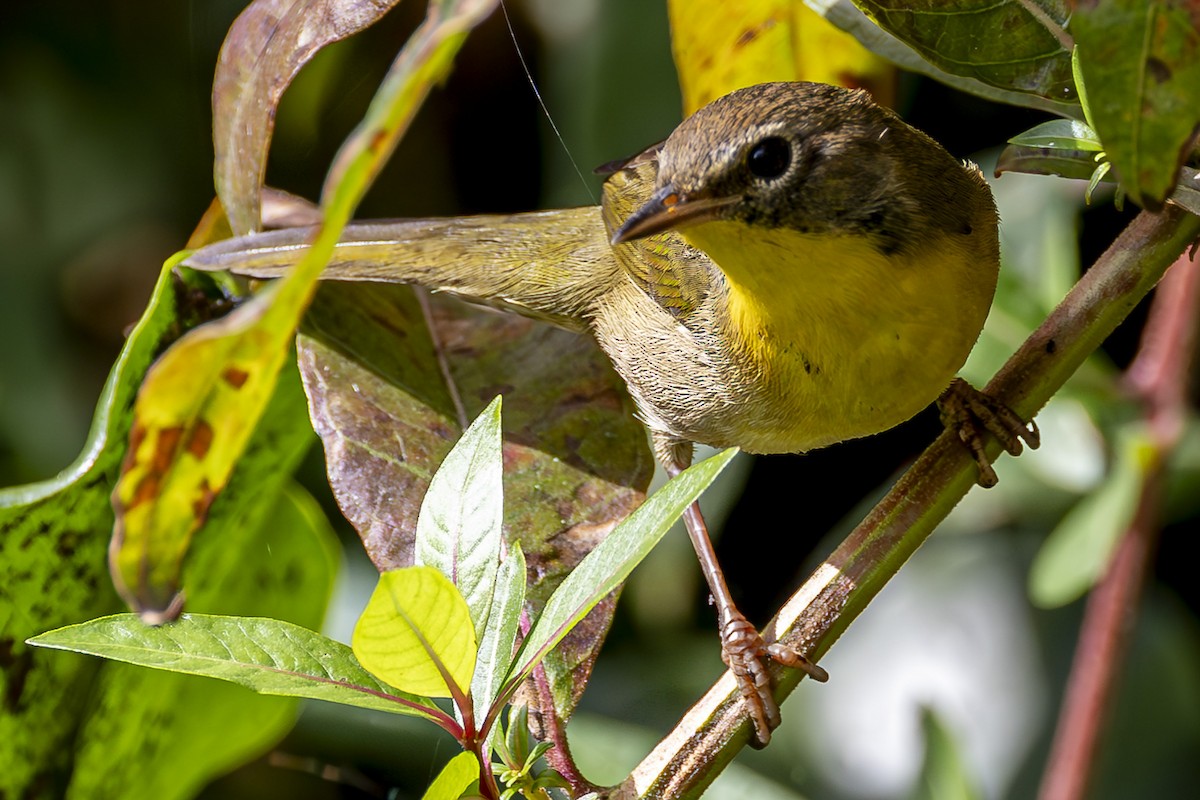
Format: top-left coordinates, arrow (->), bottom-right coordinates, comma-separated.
353,566 -> 477,698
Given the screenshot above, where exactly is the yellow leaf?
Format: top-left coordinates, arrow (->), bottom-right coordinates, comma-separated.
669,0 -> 893,114
353,567 -> 478,699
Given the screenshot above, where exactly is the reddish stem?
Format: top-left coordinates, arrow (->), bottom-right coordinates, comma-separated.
1038,247 -> 1200,800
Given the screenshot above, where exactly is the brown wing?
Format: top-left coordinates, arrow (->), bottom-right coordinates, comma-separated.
184,208 -> 620,332
599,145 -> 721,324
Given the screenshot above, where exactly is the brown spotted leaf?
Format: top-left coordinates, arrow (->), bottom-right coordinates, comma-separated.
0,260 -> 323,797
669,0 -> 895,116
297,282 -> 654,718
108,254 -> 319,620
213,0 -> 403,235
112,0 -> 502,621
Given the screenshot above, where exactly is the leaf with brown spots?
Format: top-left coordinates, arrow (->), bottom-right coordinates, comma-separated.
297,282 -> 654,719
108,260 -> 311,619
0,260 -> 182,797
1,260 -> 321,797
669,0 -> 895,115
110,0 -> 503,621
67,478 -> 337,800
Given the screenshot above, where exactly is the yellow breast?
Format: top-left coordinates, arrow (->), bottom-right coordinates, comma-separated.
682,220 -> 998,453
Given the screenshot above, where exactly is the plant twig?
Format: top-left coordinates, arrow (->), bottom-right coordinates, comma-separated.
607,205 -> 1200,799
1038,246 -> 1200,800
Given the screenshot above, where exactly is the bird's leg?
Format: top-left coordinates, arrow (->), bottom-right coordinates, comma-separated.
658,438 -> 828,747
938,378 -> 1040,488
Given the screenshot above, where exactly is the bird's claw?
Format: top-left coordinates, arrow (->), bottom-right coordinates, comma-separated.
939,378 -> 1039,488
720,613 -> 828,747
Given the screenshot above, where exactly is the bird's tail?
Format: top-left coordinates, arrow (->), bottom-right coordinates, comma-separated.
183,207 -> 617,331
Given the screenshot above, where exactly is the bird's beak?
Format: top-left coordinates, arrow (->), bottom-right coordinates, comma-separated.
610,186 -> 739,244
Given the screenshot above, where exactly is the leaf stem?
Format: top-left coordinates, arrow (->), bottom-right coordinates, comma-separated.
1038,244 -> 1200,800
529,659 -> 597,796
470,739 -> 502,800
611,205 -> 1200,799
1014,0 -> 1074,52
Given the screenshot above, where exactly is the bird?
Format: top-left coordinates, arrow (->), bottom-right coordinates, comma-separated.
185,80 -> 1038,746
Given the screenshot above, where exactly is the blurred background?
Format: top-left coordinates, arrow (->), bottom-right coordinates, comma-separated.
2,1 -> 1198,798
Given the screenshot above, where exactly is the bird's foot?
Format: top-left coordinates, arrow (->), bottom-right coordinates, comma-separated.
720,612 -> 828,748
938,378 -> 1040,488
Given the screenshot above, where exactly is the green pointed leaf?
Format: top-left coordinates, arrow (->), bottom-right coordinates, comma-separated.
27,614 -> 440,720
1071,0 -> 1200,208
1086,161 -> 1113,204
908,707 -> 982,800
422,751 -> 479,800
417,395 -> 504,637
473,544 -> 527,736
994,143 -> 1108,183
1029,425 -> 1154,608
995,119 -> 1108,184
66,483 -> 339,800
353,566 -> 478,698
1007,119 -> 1104,152
507,449 -> 737,692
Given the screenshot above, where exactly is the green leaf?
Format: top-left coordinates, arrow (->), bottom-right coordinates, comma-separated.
353,566 -> 478,698
0,257 -> 201,796
214,0 -> 404,236
995,119 -> 1108,187
417,395 -> 504,638
806,0 -> 1080,115
908,708 -> 982,800
1086,161 -> 1114,204
506,449 -> 737,693
65,483 -> 339,800
1007,119 -> 1104,152
1,258 -> 322,797
994,143 -> 1109,183
27,614 -> 440,721
472,544 -> 527,737
422,751 -> 479,800
1029,425 -> 1154,608
1071,0 -> 1200,208
849,0 -> 1077,107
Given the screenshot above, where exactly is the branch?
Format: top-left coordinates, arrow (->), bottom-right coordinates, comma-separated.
608,205 -> 1200,799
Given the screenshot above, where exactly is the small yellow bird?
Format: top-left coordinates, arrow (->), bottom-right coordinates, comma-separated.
187,81 -> 1037,745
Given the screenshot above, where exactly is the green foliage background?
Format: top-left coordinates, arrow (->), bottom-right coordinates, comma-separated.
2,2 -> 1199,799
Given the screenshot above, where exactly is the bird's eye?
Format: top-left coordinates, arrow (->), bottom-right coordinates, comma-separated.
746,136 -> 791,180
